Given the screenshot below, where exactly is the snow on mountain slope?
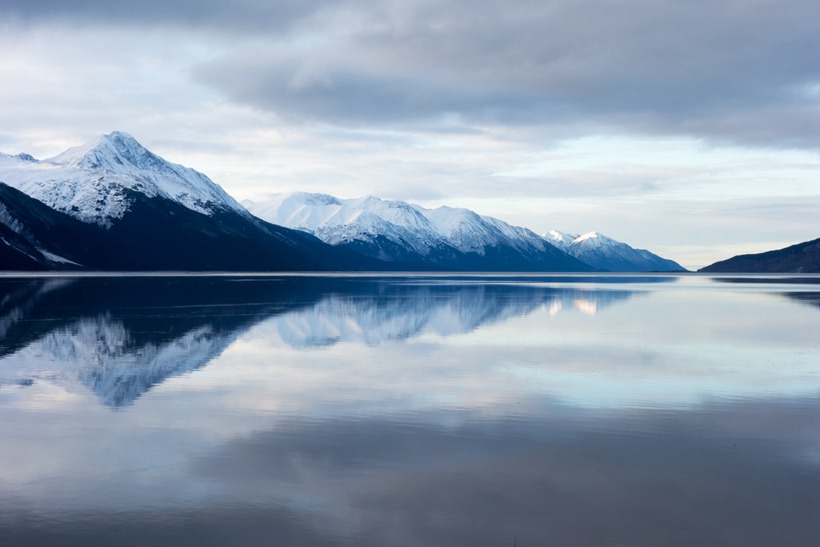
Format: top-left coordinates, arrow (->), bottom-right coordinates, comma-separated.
244,192 -> 585,270
545,230 -> 578,251
0,132 -> 247,226
421,205 -> 552,255
546,230 -> 685,272
0,199 -> 24,235
0,182 -> 98,269
244,192 -> 453,258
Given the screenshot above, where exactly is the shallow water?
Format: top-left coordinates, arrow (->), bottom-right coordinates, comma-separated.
1,274 -> 819,546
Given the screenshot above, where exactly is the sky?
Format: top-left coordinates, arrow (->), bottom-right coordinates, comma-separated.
0,0 -> 819,269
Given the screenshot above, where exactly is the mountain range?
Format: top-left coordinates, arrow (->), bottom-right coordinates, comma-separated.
244,192 -> 590,271
0,132 -> 379,271
243,192 -> 684,272
1,131 -> 683,272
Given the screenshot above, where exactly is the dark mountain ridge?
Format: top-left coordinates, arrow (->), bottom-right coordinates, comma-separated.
0,181 -> 383,271
700,237 -> 820,273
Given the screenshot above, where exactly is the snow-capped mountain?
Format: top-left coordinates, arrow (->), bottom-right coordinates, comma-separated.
423,206 -> 547,256
0,131 -> 246,226
546,230 -> 685,272
247,192 -> 457,262
244,192 -> 592,272
0,133 -> 381,271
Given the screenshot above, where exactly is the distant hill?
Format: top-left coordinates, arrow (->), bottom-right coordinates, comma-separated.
699,238 -> 820,273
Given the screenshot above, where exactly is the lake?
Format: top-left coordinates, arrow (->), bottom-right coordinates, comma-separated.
1,273 -> 819,546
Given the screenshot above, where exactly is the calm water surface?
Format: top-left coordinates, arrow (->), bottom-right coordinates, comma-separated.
1,274 -> 819,546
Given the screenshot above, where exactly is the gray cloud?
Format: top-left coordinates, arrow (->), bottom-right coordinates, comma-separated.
188,0 -> 820,147
5,0 -> 820,147
194,57 -> 524,127
0,0 -> 331,32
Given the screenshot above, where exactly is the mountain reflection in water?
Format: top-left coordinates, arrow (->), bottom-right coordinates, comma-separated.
1,274 -> 820,547
0,275 -> 646,407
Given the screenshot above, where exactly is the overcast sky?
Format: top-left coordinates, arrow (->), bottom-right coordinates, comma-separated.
1,0 -> 819,268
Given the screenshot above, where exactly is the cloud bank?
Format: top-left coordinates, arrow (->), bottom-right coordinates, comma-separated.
5,0 -> 820,147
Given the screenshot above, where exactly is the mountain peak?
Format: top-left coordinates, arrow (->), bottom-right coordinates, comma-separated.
47,131 -> 162,172
2,132 -> 248,225
546,230 -> 579,249
575,231 -> 604,243
100,131 -> 145,154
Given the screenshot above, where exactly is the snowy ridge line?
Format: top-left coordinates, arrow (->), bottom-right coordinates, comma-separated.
545,230 -> 685,272
245,192 -> 685,272
245,193 -> 564,258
